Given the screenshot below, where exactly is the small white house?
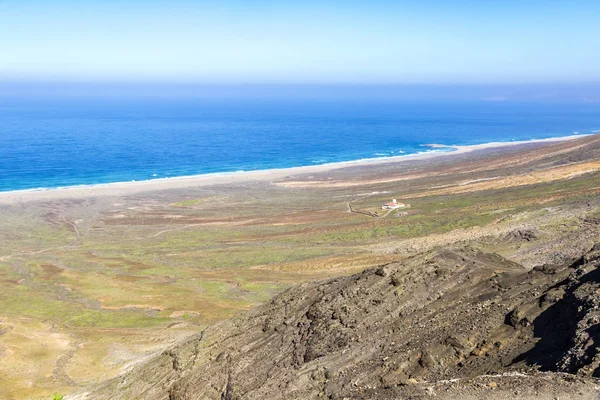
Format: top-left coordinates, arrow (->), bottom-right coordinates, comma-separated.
382,199 -> 408,210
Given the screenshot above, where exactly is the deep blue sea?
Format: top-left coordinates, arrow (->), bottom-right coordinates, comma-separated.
1,92 -> 599,192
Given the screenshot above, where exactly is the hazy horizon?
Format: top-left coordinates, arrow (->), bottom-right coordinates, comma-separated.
1,82 -> 600,104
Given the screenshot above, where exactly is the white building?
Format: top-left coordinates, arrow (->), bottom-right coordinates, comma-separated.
382,199 -> 408,210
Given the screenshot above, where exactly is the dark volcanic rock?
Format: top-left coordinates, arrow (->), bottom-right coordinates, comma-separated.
505,227 -> 539,242
74,245 -> 600,400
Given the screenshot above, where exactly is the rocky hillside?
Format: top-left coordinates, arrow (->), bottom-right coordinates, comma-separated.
72,238 -> 600,399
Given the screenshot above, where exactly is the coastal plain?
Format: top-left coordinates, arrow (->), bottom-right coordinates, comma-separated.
1,134 -> 600,399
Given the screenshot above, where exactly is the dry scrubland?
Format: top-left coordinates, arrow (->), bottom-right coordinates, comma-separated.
0,135 -> 600,399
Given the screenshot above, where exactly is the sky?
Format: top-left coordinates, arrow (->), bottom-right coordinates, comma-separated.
1,0 -> 600,84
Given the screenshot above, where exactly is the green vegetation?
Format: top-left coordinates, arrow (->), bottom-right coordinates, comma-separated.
172,197 -> 208,207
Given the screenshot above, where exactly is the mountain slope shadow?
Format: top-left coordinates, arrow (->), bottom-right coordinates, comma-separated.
511,248 -> 600,376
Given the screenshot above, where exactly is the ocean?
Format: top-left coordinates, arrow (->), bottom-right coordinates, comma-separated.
1,88 -> 599,192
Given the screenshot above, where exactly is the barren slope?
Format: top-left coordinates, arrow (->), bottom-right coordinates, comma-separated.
74,239 -> 600,399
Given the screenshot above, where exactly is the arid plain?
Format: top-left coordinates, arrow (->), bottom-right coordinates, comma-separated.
1,134 -> 600,399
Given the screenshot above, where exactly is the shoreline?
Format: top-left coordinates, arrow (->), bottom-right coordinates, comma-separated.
0,133 -> 594,203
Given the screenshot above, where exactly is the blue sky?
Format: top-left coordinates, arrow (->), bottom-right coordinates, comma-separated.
1,0 -> 599,84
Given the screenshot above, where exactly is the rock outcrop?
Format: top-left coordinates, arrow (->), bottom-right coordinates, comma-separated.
74,244 -> 600,399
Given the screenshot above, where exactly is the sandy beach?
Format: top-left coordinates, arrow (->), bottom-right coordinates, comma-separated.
0,134 -> 592,204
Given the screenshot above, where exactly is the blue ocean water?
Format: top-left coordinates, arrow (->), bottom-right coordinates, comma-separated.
1,93 -> 599,192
